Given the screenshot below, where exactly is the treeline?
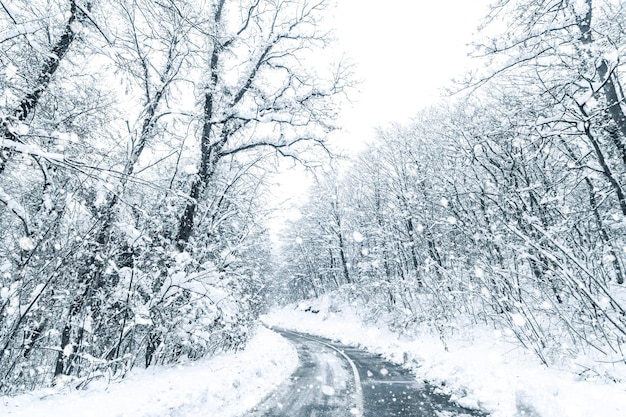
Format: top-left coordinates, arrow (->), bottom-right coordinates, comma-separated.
278,0 -> 626,364
0,0 -> 345,393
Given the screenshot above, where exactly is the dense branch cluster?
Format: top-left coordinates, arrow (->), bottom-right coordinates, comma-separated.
276,0 -> 626,366
0,0 -> 344,393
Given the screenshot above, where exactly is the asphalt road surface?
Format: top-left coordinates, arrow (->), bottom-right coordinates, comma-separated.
248,329 -> 487,417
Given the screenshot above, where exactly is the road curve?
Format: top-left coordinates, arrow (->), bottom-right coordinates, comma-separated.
248,328 -> 486,417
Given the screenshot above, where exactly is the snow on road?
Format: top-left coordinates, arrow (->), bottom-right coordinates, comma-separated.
263,296 -> 626,417
250,330 -> 360,416
0,327 -> 297,417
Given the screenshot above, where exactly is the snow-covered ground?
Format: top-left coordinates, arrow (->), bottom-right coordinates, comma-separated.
263,296 -> 626,417
0,327 -> 297,417
2,299 -> 625,417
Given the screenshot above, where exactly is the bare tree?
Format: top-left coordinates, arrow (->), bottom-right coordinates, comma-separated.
174,0 -> 350,249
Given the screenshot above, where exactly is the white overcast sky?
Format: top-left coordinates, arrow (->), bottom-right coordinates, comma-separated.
329,0 -> 491,151
269,0 -> 492,234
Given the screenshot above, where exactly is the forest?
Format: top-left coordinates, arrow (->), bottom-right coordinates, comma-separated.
1,0 -> 626,397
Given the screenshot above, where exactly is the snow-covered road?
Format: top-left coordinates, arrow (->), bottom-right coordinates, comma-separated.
250,329 -> 361,416
252,329 -> 485,417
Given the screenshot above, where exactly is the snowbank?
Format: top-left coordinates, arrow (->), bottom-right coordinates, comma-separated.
0,326 -> 297,417
263,296 -> 626,417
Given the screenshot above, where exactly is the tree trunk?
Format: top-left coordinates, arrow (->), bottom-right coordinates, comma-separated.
1,0 -> 84,173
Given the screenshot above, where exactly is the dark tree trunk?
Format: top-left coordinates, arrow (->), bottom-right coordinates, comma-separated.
1,0 -> 84,173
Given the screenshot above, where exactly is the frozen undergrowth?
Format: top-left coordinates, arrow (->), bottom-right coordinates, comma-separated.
0,326 -> 297,417
263,295 -> 626,417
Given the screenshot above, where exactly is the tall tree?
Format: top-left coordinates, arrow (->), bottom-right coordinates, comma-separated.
175,0 -> 348,250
